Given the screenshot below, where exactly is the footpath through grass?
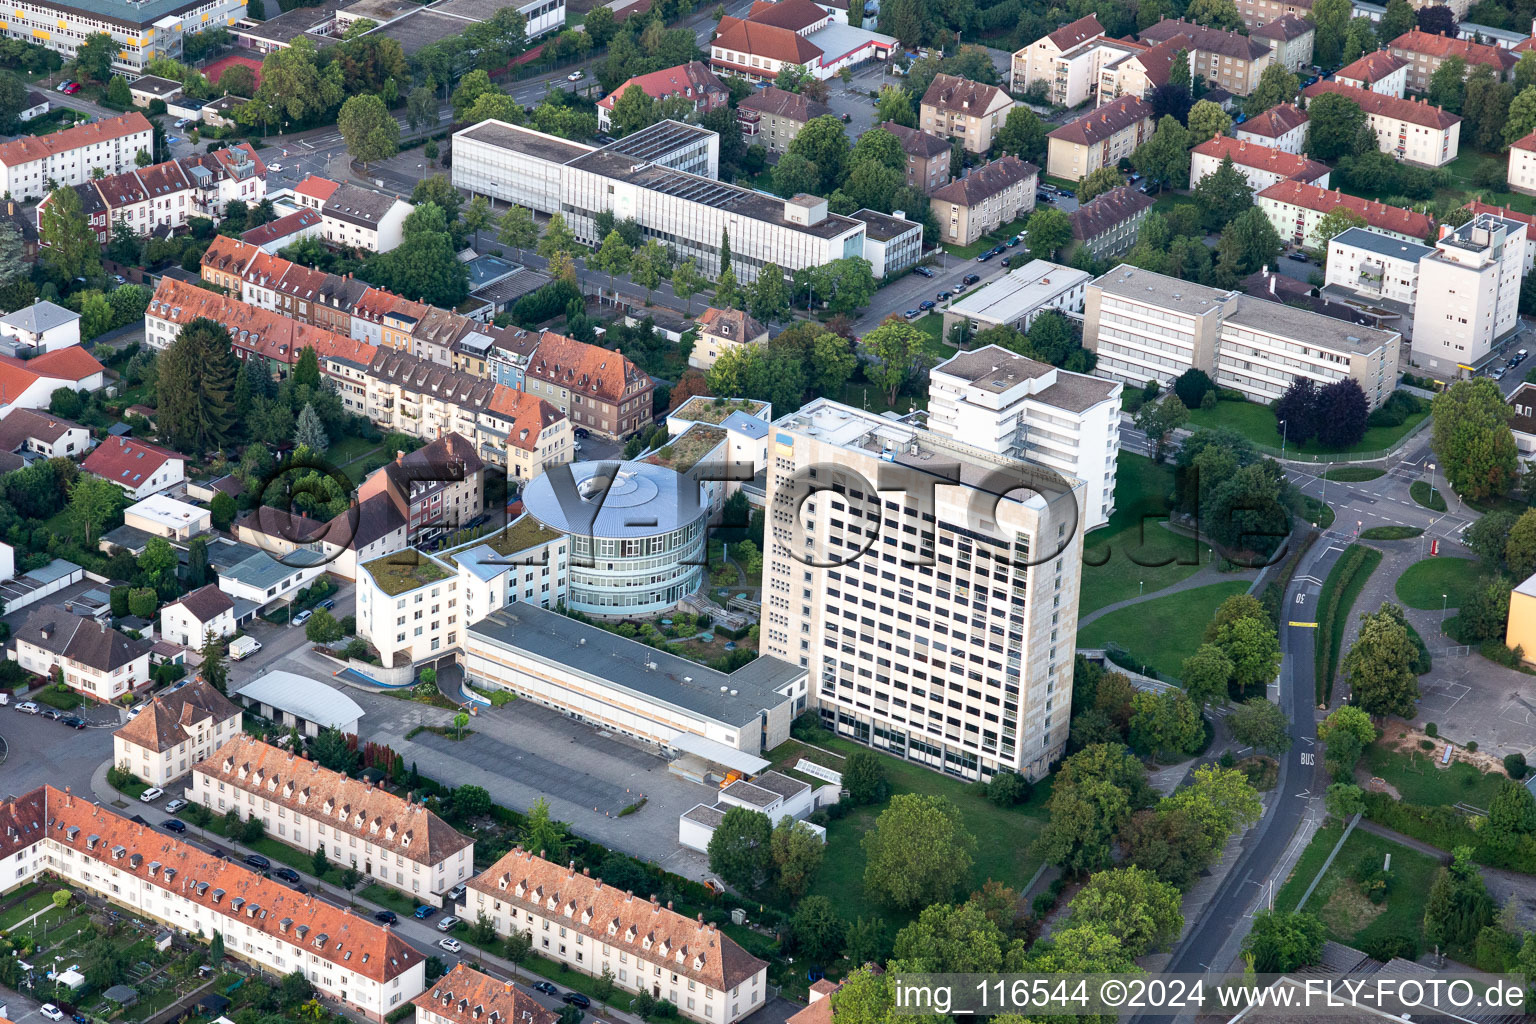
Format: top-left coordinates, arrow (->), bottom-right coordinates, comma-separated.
1077,580 -> 1251,679
1315,544 -> 1381,704
1394,557 -> 1482,611
1186,398 -> 1428,457
1292,827 -> 1440,958
1080,454 -> 1209,616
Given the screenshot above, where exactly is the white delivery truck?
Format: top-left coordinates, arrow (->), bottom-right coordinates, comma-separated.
229,636 -> 262,661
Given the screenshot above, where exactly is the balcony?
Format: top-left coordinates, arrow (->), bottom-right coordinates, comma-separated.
737,108 -> 760,137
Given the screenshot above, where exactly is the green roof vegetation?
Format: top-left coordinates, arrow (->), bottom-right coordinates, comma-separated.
645,425 -> 726,473
364,553 -> 452,596
484,515 -> 561,557
672,397 -> 765,425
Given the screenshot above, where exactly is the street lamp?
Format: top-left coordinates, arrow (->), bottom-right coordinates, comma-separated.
1139,580 -> 1144,596
1443,593 -> 1449,614
1279,419 -> 1287,459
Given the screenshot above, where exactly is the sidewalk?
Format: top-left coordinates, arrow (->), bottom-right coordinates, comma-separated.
86,758 -> 657,1024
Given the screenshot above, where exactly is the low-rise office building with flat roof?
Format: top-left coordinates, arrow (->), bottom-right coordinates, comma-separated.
941,260 -> 1090,337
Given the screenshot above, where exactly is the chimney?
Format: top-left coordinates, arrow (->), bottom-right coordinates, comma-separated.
1269,273 -> 1277,295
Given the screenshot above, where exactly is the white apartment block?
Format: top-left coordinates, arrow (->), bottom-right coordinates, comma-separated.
1257,180 -> 1438,248
1233,103 -> 1309,154
469,849 -> 769,1024
1302,81 -> 1461,167
190,735 -> 476,898
319,183 -> 413,254
0,787 -> 427,1022
760,399 -> 1084,781
1333,50 -> 1409,96
929,346 -> 1121,532
1509,130 -> 1536,196
11,609 -> 151,701
112,677 -> 241,787
1323,226 -> 1434,325
1084,264 -> 1403,407
0,112 -> 153,200
356,551 -> 461,668
1012,14 -> 1103,96
1415,212 -> 1526,373
0,0 -> 246,75
452,119 -> 881,282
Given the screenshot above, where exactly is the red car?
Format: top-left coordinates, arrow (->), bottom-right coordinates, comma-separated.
63,82 -> 81,94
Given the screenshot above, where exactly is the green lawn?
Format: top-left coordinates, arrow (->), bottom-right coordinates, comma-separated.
1360,526 -> 1423,541
1080,453 -> 1209,616
1275,820 -> 1345,912
1324,467 -> 1385,482
1440,149 -> 1536,214
0,888 -> 64,931
360,883 -> 423,917
1362,743 -> 1506,809
1410,480 -> 1446,512
1186,398 -> 1428,457
1077,579 -> 1253,679
768,733 -> 1052,945
1295,828 -> 1441,958
941,215 -> 1031,260
200,811 -> 349,885
1394,557 -> 1483,610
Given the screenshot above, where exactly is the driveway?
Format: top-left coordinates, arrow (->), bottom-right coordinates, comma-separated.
0,700 -> 114,800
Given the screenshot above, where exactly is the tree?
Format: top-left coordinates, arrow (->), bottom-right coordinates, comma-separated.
748,262 -> 790,323
1120,805 -> 1215,888
672,259 -> 704,314
1244,910 -> 1325,971
843,750 -> 888,804
1507,86 -> 1536,149
312,843 -> 330,876
1135,393 -> 1189,462
1416,2 -> 1458,34
1132,116 -> 1193,188
1186,0 -> 1242,27
1180,643 -> 1234,706
451,784 -> 492,821
1027,207 -> 1073,261
1228,697 -> 1292,753
784,115 -> 851,194
1317,704 -> 1375,781
139,536 -> 177,590
1309,206 -> 1368,254
128,587 -> 157,618
1428,55 -> 1468,113
860,319 -> 923,406
1312,0 -> 1354,66
1076,166 -> 1125,204
1244,62 -> 1300,117
39,187 -> 101,282
201,630 -> 228,693
461,194 -> 492,250
248,38 -> 343,124
1380,0 -> 1416,39
714,266 -> 742,310
364,229 -> 469,307
1215,206 -> 1283,284
611,84 -> 658,136
304,608 -> 345,644
708,805 -> 773,892
71,31 -> 115,83
591,229 -> 632,294
157,317 -> 238,456
523,796 -> 567,861
293,402 -> 329,453
1129,688 -> 1204,758
630,240 -> 671,303
862,793 -> 975,910
789,895 -> 846,964
876,85 -> 916,127
1162,764 -> 1263,858
1423,847 -> 1494,951
770,815 -> 824,896
452,69 -> 497,119
997,106 -> 1048,163
67,474 -> 123,544
1187,99 -> 1233,142
1212,611 -> 1281,694
1037,776 -> 1132,873
812,329 -> 858,396
210,490 -> 237,531
892,900 -> 1008,973
1306,92 -> 1369,161
338,94 -> 398,169
1315,379 -> 1369,449
311,727 -> 359,773
1432,378 -> 1518,502
1192,156 -> 1255,233
1343,604 -> 1421,718
537,212 -> 579,261
1067,866 -> 1184,956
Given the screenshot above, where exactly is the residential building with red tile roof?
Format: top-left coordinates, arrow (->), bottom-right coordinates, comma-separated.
879,121 -> 952,192
0,786 -> 427,1020
708,2 -> 897,82
243,207 -> 323,251
1334,49 -> 1409,96
468,847 -> 768,1024
1508,131 -> 1536,198
1139,18 -> 1275,95
191,734 -> 476,898
689,307 -> 769,372
1302,80 -> 1461,165
523,332 -> 654,440
921,73 -> 1015,154
0,345 -> 106,420
484,387 -> 572,480
1258,180 -> 1437,247
1096,35 -> 1185,101
1389,30 -> 1516,91
293,174 -> 342,209
736,86 -> 833,155
0,112 -> 153,200
113,676 -> 241,786
82,435 -> 187,500
1232,0 -> 1313,32
357,432 -> 485,538
1251,13 -> 1313,71
1047,96 -> 1154,180
415,964 -> 560,1024
1190,136 -> 1331,191
1010,15 -> 1104,96
1068,184 -> 1155,260
930,155 -> 1039,246
595,61 -> 729,132
1234,102 -> 1309,153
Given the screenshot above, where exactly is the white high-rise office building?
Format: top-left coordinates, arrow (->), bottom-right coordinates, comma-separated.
1414,212 -> 1526,374
928,345 -> 1121,532
760,399 -> 1084,781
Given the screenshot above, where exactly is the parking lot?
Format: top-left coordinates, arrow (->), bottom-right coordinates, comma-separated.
0,696 -> 118,800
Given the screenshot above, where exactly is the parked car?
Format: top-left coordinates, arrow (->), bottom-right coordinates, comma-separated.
63,82 -> 80,94
913,265 -> 934,277
1000,255 -> 1013,267
903,308 -> 921,319
60,715 -> 85,729
126,704 -> 143,718
533,982 -> 559,996
936,290 -> 951,301
41,1005 -> 64,1021
291,609 -> 313,627
55,81 -> 72,92
962,274 -> 979,286
374,909 -> 398,925
918,299 -> 935,310
438,915 -> 460,932
1287,252 -> 1309,262
273,867 -> 302,883
173,118 -> 189,128
1006,235 -> 1021,247
1058,189 -> 1075,198
438,937 -> 463,953
140,787 -> 165,803
563,993 -> 592,1008
40,709 -> 61,720
977,250 -> 995,261
1494,366 -> 1508,380
130,815 -> 149,826
447,884 -> 467,901
165,798 -> 187,813
318,598 -> 336,610
568,69 -> 585,81
1036,192 -> 1054,203
268,162 -> 283,172
162,819 -> 187,833
573,427 -> 590,438
15,701 -> 39,714
244,853 -> 270,870
414,905 -> 438,919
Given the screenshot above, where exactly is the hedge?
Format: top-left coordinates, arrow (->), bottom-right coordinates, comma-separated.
1361,791 -> 1536,873
1314,544 -> 1381,703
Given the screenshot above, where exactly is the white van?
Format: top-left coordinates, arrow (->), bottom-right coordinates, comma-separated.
229,636 -> 262,661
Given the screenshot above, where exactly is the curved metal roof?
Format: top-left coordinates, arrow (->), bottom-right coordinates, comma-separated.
232,671 -> 364,730
521,461 -> 706,539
